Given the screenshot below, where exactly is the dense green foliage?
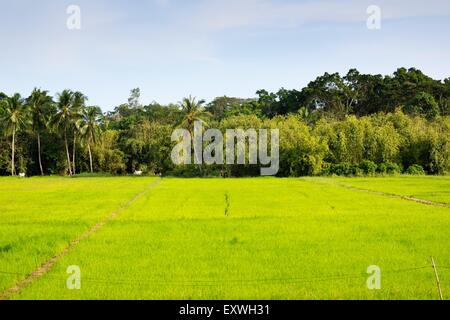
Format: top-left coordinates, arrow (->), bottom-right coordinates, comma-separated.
1,68 -> 449,177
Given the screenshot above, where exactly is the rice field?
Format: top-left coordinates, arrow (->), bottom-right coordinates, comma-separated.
1,176 -> 450,300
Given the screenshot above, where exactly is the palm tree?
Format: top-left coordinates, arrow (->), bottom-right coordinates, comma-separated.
51,90 -> 76,176
71,92 -> 87,175
26,89 -> 54,175
80,106 -> 103,173
178,96 -> 211,173
0,94 -> 29,176
178,95 -> 211,134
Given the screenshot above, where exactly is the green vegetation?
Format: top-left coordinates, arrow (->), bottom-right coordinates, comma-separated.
1,68 -> 450,177
0,177 -> 155,294
1,176 -> 450,300
335,176 -> 450,204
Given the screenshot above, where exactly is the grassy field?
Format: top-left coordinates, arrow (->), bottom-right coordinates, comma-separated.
1,176 -> 450,300
334,176 -> 450,204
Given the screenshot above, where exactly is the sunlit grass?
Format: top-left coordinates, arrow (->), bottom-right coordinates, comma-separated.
0,176 -> 155,294
334,176 -> 450,204
2,177 -> 449,300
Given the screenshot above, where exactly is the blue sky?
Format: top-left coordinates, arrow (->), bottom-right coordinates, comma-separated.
1,0 -> 450,110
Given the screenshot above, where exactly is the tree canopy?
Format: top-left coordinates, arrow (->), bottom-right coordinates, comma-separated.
1,68 -> 450,177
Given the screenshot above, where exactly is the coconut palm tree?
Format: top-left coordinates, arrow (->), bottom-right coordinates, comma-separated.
0,94 -> 29,176
71,92 -> 87,174
80,106 -> 103,173
26,89 -> 54,175
178,95 -> 211,134
178,96 -> 211,173
51,90 -> 76,176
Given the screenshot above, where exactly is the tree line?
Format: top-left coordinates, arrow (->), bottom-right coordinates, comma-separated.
1,67 -> 449,177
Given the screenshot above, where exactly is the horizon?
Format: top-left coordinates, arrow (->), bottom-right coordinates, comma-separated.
1,0 -> 450,111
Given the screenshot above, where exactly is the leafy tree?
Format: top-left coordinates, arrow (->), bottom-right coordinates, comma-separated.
351,73 -> 386,115
428,119 -> 450,174
144,103 -> 183,124
125,120 -> 174,174
300,72 -> 353,118
405,92 -> 440,119
92,130 -> 126,174
206,96 -> 248,121
107,103 -> 144,131
128,88 -> 141,109
225,100 -> 262,118
442,79 -> 450,116
271,115 -> 328,176
387,68 -> 438,109
2,67 -> 450,177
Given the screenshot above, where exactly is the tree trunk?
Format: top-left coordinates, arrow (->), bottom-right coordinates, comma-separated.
88,141 -> 93,173
11,127 -> 16,176
37,132 -> 44,176
64,128 -> 72,176
72,132 -> 76,175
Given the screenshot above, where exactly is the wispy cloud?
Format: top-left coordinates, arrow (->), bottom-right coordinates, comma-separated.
0,0 -> 449,108
194,0 -> 450,30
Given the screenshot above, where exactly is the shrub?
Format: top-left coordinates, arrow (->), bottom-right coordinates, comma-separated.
377,163 -> 387,174
406,164 -> 426,175
353,167 -> 364,177
331,163 -> 354,176
359,160 -> 377,175
386,162 -> 402,174
168,165 -> 223,178
378,162 -> 402,175
321,162 -> 332,176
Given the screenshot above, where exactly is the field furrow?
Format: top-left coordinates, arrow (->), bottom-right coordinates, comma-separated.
0,177 -> 157,295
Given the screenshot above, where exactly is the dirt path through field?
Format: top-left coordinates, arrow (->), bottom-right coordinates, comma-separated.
0,178 -> 162,300
328,180 -> 450,209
